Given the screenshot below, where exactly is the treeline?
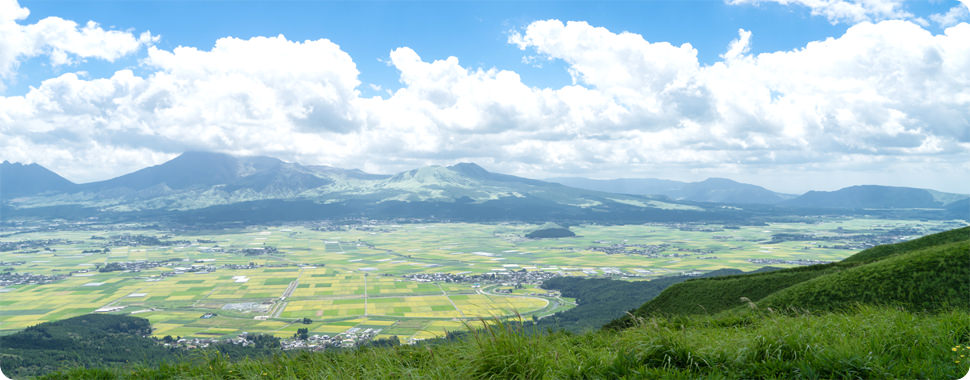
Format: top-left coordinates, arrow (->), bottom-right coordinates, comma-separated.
0,314 -> 281,378
0,314 -> 175,377
533,267 -> 779,332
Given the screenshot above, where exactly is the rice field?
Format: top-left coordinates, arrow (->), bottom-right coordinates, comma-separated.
0,218 -> 962,342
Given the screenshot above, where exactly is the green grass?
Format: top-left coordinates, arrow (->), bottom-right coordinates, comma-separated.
41,306 -> 970,379
760,240 -> 970,311
613,227 -> 970,325
842,226 -> 970,264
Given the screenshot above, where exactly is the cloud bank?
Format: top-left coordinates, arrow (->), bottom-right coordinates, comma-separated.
0,0 -> 968,193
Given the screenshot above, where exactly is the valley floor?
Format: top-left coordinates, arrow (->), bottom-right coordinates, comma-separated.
2,218 -> 960,343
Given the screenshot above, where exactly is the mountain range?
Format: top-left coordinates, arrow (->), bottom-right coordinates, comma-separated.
548,177 -> 796,204
1,152 -> 967,223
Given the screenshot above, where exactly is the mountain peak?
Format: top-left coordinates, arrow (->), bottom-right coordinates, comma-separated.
699,177 -> 741,185
447,162 -> 489,177
173,150 -> 234,161
0,161 -> 76,197
785,185 -> 943,209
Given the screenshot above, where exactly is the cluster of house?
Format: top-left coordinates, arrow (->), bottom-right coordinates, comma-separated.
588,242 -> 672,256
0,238 -> 71,253
587,241 -> 715,258
404,268 -> 560,286
281,327 -> 383,350
103,233 -> 191,247
159,328 -> 384,351
0,271 -> 65,286
747,258 -> 833,266
96,259 -> 183,273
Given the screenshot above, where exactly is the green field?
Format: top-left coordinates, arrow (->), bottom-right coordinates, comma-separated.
0,218 -> 963,342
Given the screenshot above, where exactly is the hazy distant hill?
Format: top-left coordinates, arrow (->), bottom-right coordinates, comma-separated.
80,151 -> 333,193
2,152 -> 719,223
549,176 -> 792,204
3,152 -> 965,222
783,185 -> 968,209
0,161 -> 76,198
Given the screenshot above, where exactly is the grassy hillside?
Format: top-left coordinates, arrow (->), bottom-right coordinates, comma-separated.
535,267 -> 780,332
0,314 -> 280,378
759,240 -> 969,311
841,226 -> 969,263
41,307 -> 970,379
0,314 -> 172,378
608,227 -> 970,329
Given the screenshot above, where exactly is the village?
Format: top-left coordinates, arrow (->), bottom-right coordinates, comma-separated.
160,327 -> 384,351
403,268 -> 560,286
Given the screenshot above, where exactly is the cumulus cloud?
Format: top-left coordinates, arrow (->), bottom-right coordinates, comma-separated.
0,3 -> 968,192
727,0 -> 914,24
0,33 -> 369,180
722,29 -> 753,61
931,2 -> 970,27
0,0 -> 154,91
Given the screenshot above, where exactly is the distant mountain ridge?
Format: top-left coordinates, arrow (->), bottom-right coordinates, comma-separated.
0,161 -> 76,199
783,185 -> 967,209
2,152 -> 967,222
2,152 -> 712,223
549,176 -> 794,204
79,151 -> 334,195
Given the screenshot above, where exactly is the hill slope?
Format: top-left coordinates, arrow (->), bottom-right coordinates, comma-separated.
0,161 -> 76,198
534,267 -> 780,332
40,307 -> 970,379
549,176 -> 792,204
4,153 -> 725,223
0,314 -> 170,378
784,185 -> 968,209
608,226 -> 970,327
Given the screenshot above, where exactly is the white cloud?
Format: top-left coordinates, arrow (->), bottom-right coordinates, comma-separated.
727,0 -> 913,24
0,6 -> 968,192
0,0 -> 154,91
722,29 -> 753,61
931,3 -> 970,27
0,34 -> 367,181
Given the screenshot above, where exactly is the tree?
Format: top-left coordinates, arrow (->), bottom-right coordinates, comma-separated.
294,328 -> 309,340
370,335 -> 400,347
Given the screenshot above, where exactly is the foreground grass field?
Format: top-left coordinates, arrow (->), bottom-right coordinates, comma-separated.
43,306 -> 970,379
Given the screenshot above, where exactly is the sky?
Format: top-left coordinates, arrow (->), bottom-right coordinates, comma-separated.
0,0 -> 968,194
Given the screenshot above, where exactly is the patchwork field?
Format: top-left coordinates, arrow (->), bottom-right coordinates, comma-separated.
0,218 -> 963,342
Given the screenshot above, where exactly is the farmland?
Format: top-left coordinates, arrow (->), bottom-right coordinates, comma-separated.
0,218 -> 963,343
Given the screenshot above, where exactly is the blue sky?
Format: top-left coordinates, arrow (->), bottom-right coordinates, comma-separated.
1,0 -> 969,193
7,1 -> 885,95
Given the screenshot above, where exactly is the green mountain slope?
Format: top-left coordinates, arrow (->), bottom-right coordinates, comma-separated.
0,314 -> 171,378
759,240 -> 969,311
608,227 -> 970,328
5,153 -> 725,223
0,161 -> 76,198
39,307 -> 970,379
533,267 -> 780,332
842,225 -> 970,263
